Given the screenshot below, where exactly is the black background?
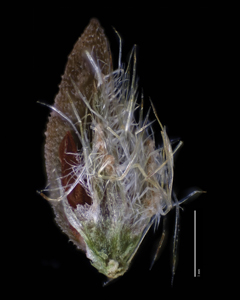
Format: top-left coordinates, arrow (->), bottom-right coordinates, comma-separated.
30,5 -> 211,297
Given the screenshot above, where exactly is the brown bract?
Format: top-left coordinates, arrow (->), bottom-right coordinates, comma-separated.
45,18 -> 112,199
44,19 -> 112,252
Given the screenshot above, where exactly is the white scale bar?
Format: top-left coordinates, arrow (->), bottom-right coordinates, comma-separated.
194,210 -> 196,277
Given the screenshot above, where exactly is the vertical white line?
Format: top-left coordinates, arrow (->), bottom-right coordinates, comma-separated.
194,210 -> 196,277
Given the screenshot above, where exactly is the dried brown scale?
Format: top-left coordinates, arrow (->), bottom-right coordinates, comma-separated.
44,19 -> 113,253
45,19 -> 112,201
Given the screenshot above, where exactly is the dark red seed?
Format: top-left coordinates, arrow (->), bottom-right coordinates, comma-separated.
59,131 -> 92,208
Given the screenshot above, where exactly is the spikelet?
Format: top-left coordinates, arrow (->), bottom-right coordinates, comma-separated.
38,18 -> 203,283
